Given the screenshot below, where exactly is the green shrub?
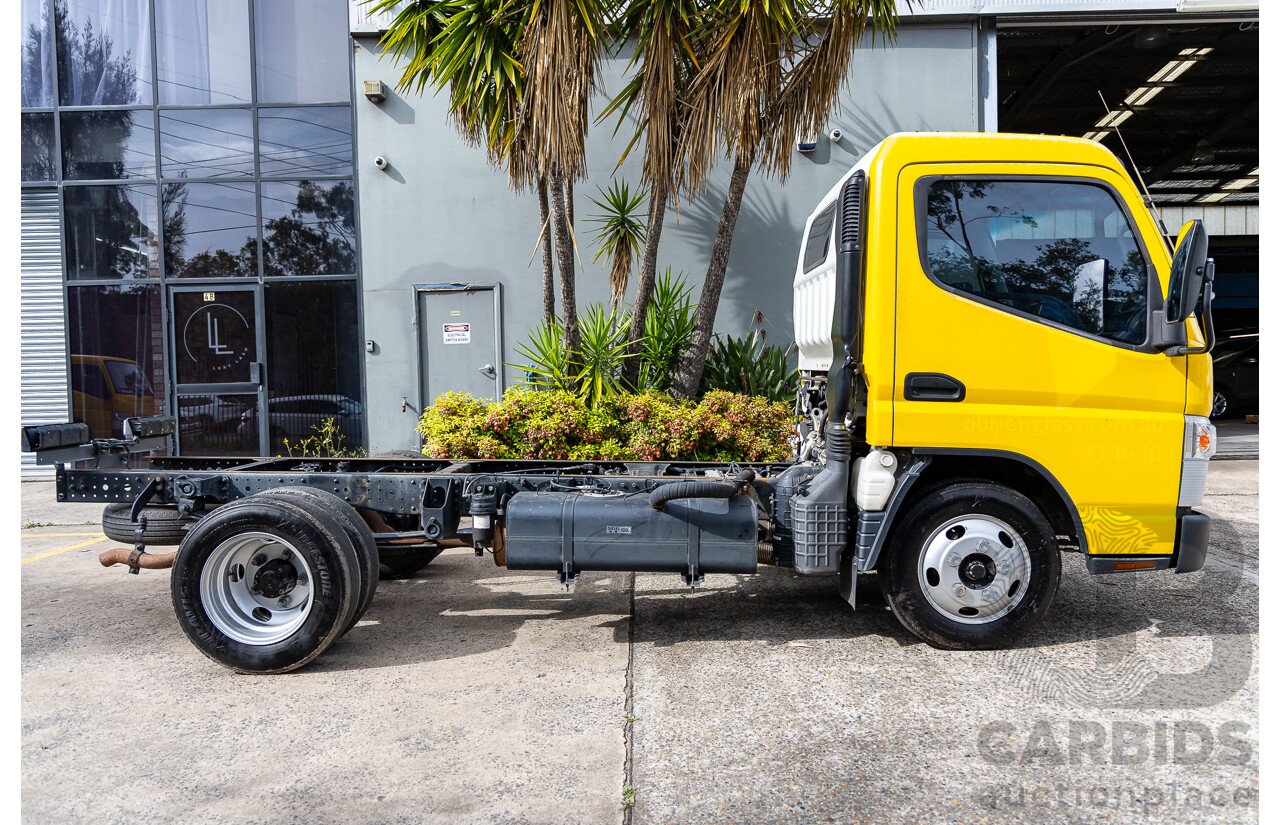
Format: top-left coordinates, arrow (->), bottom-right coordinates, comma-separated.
699,331 -> 800,403
510,269 -> 697,401
416,388 -> 794,462
284,417 -> 366,458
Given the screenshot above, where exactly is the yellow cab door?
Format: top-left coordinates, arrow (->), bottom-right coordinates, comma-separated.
892,162 -> 1187,556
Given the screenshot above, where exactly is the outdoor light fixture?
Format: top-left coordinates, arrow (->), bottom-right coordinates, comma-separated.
363,80 -> 386,103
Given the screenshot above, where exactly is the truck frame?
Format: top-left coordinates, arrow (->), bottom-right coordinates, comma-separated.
22,133 -> 1218,674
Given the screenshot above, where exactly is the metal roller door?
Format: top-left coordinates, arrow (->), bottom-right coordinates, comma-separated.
21,190 -> 68,478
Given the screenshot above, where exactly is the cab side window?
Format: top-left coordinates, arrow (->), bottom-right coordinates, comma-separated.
923,179 -> 1149,345
802,204 -> 836,273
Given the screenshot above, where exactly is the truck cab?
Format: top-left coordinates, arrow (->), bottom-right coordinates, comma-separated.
790,132 -> 1216,648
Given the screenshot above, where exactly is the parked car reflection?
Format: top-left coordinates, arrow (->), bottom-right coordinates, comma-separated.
1211,335 -> 1259,419
238,394 -> 363,447
70,355 -> 157,438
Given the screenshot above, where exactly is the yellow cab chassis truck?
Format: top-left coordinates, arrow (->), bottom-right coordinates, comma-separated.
22,133 -> 1217,673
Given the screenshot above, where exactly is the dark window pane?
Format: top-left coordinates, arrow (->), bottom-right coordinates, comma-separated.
56,0 -> 153,105
64,185 -> 160,280
802,204 -> 835,273
72,362 -> 109,399
160,109 -> 254,178
163,182 -> 258,278
924,180 -> 1149,345
260,180 -> 356,276
173,289 -> 257,384
178,392 -> 258,456
265,280 -> 362,454
21,0 -> 55,107
61,110 -> 155,179
21,113 -> 56,180
68,284 -> 166,439
254,0 -> 351,104
156,0 -> 252,105
258,107 -> 353,176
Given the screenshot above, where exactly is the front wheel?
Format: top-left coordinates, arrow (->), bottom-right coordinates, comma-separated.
879,481 -> 1060,650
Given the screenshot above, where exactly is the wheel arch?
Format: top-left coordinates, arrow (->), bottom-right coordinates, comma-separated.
860,448 -> 1086,571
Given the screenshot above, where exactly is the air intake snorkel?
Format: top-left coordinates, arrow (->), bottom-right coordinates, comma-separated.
790,171 -> 865,575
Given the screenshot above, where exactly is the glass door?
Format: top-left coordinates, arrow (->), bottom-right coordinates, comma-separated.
169,285 -> 265,456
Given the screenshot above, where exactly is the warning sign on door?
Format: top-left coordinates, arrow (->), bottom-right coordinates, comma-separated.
443,322 -> 471,344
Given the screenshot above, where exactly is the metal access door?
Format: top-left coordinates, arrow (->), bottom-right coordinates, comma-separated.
168,285 -> 267,456
417,285 -> 502,407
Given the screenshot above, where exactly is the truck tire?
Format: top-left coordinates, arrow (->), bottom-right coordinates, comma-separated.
879,481 -> 1060,650
255,487 -> 379,634
102,503 -> 193,546
170,495 -> 361,673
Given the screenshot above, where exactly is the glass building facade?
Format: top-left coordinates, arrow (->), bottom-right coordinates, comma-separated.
20,0 -> 363,458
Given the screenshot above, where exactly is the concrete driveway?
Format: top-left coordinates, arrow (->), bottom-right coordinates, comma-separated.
21,462 -> 1257,824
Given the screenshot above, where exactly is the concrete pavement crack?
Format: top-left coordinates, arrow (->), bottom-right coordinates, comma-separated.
623,571 -> 636,825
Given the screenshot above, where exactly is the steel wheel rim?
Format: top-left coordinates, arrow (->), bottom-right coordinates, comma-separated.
1212,391 -> 1227,418
918,515 -> 1032,625
199,531 -> 315,645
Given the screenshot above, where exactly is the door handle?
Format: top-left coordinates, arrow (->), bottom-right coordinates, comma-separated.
478,364 -> 496,379
250,362 -> 264,386
904,372 -> 965,402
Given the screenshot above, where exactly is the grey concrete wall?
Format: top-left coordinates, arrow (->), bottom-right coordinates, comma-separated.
353,23 -> 981,451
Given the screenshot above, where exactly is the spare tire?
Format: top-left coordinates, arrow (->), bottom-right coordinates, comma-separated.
103,504 -> 193,546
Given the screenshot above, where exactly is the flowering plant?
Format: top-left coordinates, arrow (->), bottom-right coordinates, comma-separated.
416,388 -> 793,462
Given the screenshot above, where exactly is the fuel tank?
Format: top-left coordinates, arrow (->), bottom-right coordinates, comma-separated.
503,490 -> 758,583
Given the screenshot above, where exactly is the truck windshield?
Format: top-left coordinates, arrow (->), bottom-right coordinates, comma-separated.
104,360 -> 154,397
924,179 -> 1148,345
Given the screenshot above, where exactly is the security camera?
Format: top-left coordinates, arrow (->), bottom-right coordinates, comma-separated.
373,155 -> 390,171
829,128 -> 843,143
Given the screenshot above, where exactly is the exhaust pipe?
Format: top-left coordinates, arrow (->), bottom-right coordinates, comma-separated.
99,547 -> 176,570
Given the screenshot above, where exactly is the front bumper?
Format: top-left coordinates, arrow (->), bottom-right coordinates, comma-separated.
1084,510 -> 1210,575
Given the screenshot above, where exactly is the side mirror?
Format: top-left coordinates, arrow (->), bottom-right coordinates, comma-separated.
1165,219 -> 1209,324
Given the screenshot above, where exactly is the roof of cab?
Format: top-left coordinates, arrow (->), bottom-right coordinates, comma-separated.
808,131 -> 1132,221
871,131 -> 1127,174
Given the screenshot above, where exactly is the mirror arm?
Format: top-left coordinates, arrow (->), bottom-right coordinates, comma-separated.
1169,259 -> 1216,357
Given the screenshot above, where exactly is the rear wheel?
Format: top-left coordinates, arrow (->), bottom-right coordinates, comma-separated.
880,481 -> 1060,650
256,487 -> 379,634
170,496 -> 360,673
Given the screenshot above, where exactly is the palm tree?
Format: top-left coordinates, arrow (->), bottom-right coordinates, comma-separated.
666,0 -> 899,398
586,180 -> 648,317
373,0 -> 563,328
603,0 -> 701,386
516,0 -> 608,356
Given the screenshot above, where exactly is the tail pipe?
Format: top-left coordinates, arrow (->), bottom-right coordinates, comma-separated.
99,547 -> 176,570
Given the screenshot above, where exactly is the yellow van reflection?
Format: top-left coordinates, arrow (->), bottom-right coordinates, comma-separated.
70,355 -> 157,438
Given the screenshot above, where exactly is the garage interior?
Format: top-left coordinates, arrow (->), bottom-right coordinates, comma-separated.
997,16 -> 1258,417
997,18 -> 1258,338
